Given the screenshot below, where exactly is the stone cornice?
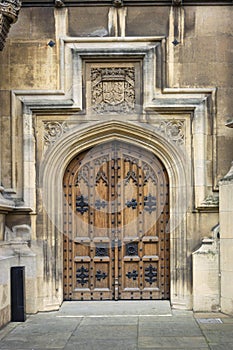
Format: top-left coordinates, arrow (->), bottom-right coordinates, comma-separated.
21,0 -> 233,6
0,0 -> 22,50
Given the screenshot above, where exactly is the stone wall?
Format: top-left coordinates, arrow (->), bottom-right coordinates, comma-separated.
0,2 -> 232,325
219,160 -> 233,315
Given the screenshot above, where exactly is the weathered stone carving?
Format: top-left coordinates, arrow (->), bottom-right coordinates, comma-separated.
91,67 -> 135,114
112,0 -> 123,8
4,224 -> 31,242
54,0 -> 64,7
0,0 -> 21,51
0,0 -> 21,21
158,120 -> 185,145
201,195 -> 219,207
172,0 -> 182,6
44,121 -> 69,148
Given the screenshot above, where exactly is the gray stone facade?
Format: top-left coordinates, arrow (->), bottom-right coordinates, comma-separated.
0,0 -> 233,328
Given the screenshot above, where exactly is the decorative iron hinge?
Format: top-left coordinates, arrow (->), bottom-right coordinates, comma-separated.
126,198 -> 137,209
144,194 -> 156,214
145,264 -> 157,285
95,270 -> 108,281
126,270 -> 138,280
95,199 -> 108,210
76,195 -> 88,214
76,266 -> 89,286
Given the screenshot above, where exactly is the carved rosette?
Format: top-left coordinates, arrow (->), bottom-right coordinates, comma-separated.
91,67 -> 135,114
159,120 -> 185,145
0,0 -> 21,50
43,121 -> 69,149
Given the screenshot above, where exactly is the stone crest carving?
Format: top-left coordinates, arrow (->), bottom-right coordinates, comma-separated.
91,67 -> 135,114
44,121 -> 69,148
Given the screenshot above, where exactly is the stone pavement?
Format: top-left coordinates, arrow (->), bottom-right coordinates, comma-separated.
0,301 -> 233,350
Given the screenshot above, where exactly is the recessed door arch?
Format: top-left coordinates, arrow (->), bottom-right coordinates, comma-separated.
63,140 -> 170,300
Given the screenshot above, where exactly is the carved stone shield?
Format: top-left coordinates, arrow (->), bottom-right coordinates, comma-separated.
102,81 -> 125,106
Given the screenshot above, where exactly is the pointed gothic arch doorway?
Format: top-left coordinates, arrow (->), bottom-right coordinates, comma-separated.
63,140 -> 170,301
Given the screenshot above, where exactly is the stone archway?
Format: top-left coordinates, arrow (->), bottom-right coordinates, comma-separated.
40,120 -> 190,308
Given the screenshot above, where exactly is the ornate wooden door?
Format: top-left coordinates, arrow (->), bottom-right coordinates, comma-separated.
63,141 -> 170,300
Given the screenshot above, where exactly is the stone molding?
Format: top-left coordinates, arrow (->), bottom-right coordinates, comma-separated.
8,35 -> 217,311
0,0 -> 21,50
40,119 -> 190,308
21,0 -> 233,6
10,36 -> 217,211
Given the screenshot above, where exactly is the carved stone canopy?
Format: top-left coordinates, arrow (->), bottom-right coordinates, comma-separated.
0,0 -> 21,51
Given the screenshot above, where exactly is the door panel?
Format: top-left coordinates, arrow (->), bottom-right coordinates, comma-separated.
63,141 -> 170,300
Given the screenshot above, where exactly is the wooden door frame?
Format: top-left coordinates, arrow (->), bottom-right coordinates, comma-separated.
40,120 -> 190,309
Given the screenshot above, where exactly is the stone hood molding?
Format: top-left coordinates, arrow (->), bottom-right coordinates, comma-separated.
0,0 -> 21,51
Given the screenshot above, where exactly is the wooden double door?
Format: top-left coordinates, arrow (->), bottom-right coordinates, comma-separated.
63,141 -> 170,300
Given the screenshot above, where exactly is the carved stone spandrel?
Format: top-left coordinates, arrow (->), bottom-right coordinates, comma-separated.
43,121 -> 69,150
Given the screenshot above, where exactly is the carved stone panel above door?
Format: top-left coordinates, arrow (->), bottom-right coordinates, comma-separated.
85,60 -> 142,115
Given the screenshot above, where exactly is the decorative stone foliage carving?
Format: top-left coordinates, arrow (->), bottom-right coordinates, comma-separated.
0,0 -> 21,50
43,121 -> 69,148
158,120 -> 185,145
91,67 -> 135,114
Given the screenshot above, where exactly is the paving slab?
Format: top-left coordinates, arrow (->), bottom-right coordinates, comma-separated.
81,316 -> 138,325
71,324 -> 138,340
64,339 -> 138,350
1,302 -> 233,350
138,336 -> 208,349
138,348 -> 210,350
58,300 -> 172,317
209,344 -> 233,350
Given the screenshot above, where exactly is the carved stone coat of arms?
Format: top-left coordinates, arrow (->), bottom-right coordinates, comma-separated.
91,67 -> 135,113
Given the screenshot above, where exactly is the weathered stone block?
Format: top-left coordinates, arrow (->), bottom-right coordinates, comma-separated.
9,7 -> 55,39
126,7 -> 169,36
220,239 -> 233,272
68,7 -> 109,37
193,238 -> 220,312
